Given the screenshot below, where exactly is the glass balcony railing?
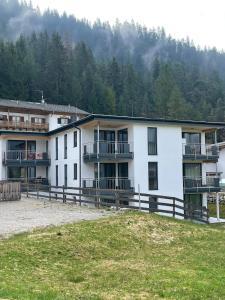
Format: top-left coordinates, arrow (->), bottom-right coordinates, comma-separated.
182,143 -> 219,160
183,176 -> 220,192
83,141 -> 134,162
82,177 -> 134,191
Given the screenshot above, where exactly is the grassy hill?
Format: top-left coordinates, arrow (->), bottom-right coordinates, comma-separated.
0,211 -> 225,299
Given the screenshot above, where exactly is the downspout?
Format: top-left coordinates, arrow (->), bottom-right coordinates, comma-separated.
74,126 -> 82,201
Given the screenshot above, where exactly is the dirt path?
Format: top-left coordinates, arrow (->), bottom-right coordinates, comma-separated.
0,197 -> 114,238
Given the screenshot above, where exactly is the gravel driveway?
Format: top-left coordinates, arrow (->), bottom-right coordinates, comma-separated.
0,197 -> 113,238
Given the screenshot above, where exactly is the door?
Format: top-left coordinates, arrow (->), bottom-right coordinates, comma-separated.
183,163 -> 202,188
95,163 -> 116,189
182,132 -> 201,154
118,163 -> 130,189
117,129 -> 129,153
27,141 -> 36,160
94,130 -> 115,153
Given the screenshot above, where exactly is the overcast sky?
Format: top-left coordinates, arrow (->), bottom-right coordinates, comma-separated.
30,0 -> 225,50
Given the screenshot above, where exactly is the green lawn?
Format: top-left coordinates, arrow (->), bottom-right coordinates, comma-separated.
208,202 -> 225,219
0,211 -> 225,300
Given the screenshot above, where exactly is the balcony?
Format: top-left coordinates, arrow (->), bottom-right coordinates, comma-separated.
183,144 -> 219,162
184,176 -> 220,193
3,151 -> 51,166
83,177 -> 134,193
0,120 -> 49,132
83,142 -> 134,162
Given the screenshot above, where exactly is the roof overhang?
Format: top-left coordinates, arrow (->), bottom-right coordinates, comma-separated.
48,114 -> 225,135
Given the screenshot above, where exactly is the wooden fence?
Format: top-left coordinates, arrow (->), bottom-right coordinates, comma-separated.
21,183 -> 209,224
0,181 -> 21,201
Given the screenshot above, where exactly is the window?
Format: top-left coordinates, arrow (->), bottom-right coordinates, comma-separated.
74,163 -> 77,180
64,134 -> 67,159
58,118 -> 69,125
182,132 -> 201,144
183,163 -> 201,178
148,162 -> 158,190
148,128 -> 157,155
56,165 -> 58,186
64,164 -> 67,187
74,131 -> 77,147
31,117 -> 45,124
55,137 -> 58,160
9,115 -> 23,123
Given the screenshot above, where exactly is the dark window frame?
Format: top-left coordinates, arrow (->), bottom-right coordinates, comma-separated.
56,165 -> 58,186
148,127 -> 157,155
64,164 -> 67,187
55,137 -> 58,160
148,162 -> 158,190
74,163 -> 78,180
74,131 -> 77,148
64,134 -> 67,159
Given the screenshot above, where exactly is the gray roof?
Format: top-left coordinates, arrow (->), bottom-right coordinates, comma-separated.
0,99 -> 89,115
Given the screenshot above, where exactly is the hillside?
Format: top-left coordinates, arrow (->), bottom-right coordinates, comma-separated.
0,211 -> 225,299
1,0 -> 225,122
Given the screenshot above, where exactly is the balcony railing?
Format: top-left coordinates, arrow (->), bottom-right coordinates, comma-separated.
3,151 -> 50,166
83,141 -> 134,162
183,176 -> 220,192
182,143 -> 219,161
83,177 -> 134,191
0,120 -> 49,132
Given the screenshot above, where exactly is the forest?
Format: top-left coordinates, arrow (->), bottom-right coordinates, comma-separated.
1,0 -> 225,121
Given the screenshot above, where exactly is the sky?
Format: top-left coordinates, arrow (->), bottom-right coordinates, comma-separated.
30,0 -> 225,51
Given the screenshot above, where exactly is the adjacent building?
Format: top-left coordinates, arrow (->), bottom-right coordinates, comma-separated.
0,99 -> 88,184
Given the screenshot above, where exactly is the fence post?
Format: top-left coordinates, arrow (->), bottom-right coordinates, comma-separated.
37,183 -> 39,200
26,181 -> 29,198
49,185 -> 51,201
115,192 -> 119,211
173,198 -> 175,217
138,184 -> 141,211
63,185 -> 66,203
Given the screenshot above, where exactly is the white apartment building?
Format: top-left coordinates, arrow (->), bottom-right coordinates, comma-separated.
49,114 -> 224,218
0,99 -> 224,219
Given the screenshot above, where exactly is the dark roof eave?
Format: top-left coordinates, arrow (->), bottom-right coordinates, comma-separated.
48,114 -> 225,136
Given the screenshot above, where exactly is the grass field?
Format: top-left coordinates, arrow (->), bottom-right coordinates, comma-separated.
0,211 -> 225,300
208,202 -> 225,219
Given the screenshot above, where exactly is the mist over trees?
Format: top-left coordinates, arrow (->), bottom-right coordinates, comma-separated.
0,0 -> 225,121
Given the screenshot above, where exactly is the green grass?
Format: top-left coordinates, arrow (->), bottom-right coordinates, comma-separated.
1,211 -> 225,299
208,203 -> 225,219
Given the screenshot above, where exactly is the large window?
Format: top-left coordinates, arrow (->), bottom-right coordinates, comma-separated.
64,134 -> 67,159
74,131 -> 77,147
56,165 -> 58,186
148,162 -> 158,190
182,132 -> 201,144
148,128 -> 157,155
183,163 -> 201,178
64,164 -> 67,187
74,163 -> 77,180
55,137 -> 58,160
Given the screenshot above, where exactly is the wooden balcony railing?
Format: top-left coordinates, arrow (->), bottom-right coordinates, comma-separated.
0,120 -> 49,132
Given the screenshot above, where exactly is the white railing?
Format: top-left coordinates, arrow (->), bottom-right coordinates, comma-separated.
82,177 -> 134,191
182,143 -> 218,158
3,151 -> 50,161
83,141 -> 133,157
183,176 -> 220,189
